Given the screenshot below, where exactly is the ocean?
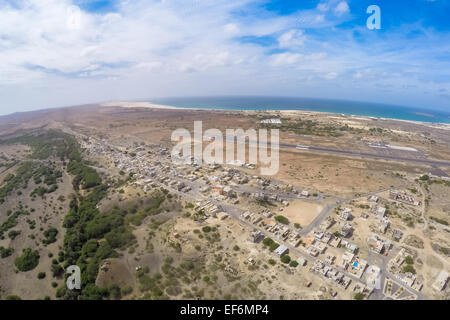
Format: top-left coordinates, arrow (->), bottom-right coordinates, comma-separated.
149,96 -> 450,124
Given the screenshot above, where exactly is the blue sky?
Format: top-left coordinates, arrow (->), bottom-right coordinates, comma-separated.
0,0 -> 449,114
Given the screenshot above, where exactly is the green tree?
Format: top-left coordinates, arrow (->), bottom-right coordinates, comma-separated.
354,293 -> 365,300
275,215 -> 289,225
262,237 -> 274,246
280,255 -> 291,264
14,248 -> 40,272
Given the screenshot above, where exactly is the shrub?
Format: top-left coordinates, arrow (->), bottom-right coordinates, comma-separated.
405,256 -> 414,265
8,230 -> 21,240
42,227 -> 58,245
121,286 -> 133,296
289,260 -> 299,268
354,293 -> 365,300
269,242 -> 280,252
14,248 -> 40,272
0,246 -> 14,258
51,263 -> 64,278
274,215 -> 289,225
37,272 -> 46,279
268,259 -> 276,265
402,264 -> 416,274
262,237 -> 274,246
280,255 -> 291,264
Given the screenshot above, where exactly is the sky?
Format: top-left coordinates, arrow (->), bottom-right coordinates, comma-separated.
0,0 -> 450,115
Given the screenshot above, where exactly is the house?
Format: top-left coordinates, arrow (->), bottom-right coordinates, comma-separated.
297,257 -> 307,266
339,223 -> 353,238
379,218 -> 390,234
377,207 -> 387,217
313,241 -> 327,254
392,229 -> 403,241
249,229 -> 264,243
389,190 -> 421,206
220,186 -> 234,197
338,251 -> 354,269
329,236 -> 341,248
305,245 -> 320,257
274,244 -> 289,256
344,241 -> 358,254
339,209 -> 352,221
367,234 -> 390,254
260,118 -> 282,124
366,265 -> 381,289
432,271 -> 449,291
319,217 -> 335,230
216,212 -> 229,221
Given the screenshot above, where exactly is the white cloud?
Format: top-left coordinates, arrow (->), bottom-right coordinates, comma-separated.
278,29 -> 306,48
317,3 -> 329,12
334,1 -> 350,16
224,23 -> 239,34
269,53 -> 303,66
323,72 -> 338,80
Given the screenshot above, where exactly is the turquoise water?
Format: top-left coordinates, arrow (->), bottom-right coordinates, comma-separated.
149,96 -> 450,124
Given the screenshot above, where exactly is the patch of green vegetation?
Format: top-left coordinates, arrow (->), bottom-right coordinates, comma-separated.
262,237 -> 274,246
402,264 -> 416,274
0,207 -> 29,239
430,217 -> 449,226
289,260 -> 298,267
269,242 -> 280,252
126,194 -> 165,226
14,248 -> 40,272
2,130 -> 81,161
30,184 -> 58,198
0,162 -> 37,203
0,246 -> 14,258
33,166 -> 62,185
405,256 -> 414,265
277,119 -> 346,137
202,226 -> 212,233
26,218 -> 36,230
67,161 -> 101,190
7,230 -> 21,240
42,227 -> 58,245
274,215 -> 289,225
280,255 -> 291,264
354,293 -> 365,300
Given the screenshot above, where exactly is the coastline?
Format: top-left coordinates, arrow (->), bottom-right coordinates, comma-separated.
101,100 -> 450,129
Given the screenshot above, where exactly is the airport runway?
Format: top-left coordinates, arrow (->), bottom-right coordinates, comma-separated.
280,142 -> 450,168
